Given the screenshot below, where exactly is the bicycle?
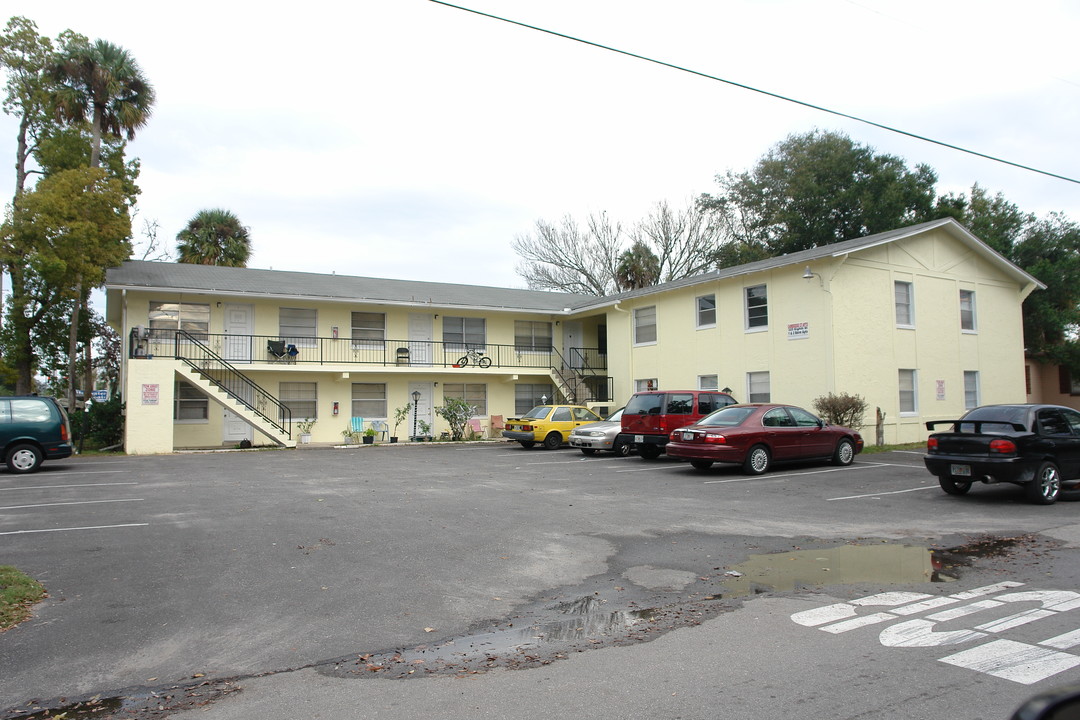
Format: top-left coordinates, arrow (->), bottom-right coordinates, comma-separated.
457,347 -> 492,368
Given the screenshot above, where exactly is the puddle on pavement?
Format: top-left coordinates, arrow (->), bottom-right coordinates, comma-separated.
6,695 -> 124,719
721,544 -> 950,598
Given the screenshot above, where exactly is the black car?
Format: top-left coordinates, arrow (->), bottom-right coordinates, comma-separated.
923,404 -> 1080,504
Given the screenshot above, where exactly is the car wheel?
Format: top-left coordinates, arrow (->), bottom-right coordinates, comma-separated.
518,441 -> 535,449
690,459 -> 713,471
580,448 -> 597,456
743,445 -> 770,475
938,476 -> 972,496
832,438 -> 855,466
614,440 -> 632,457
543,432 -> 562,450
638,445 -> 662,460
1026,461 -> 1061,505
6,443 -> 42,474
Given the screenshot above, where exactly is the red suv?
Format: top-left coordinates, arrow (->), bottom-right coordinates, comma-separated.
618,390 -> 737,459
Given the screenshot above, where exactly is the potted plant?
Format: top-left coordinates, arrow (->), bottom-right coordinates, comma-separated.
341,425 -> 356,445
297,418 -> 316,444
363,427 -> 376,444
391,403 -> 411,443
418,419 -> 432,442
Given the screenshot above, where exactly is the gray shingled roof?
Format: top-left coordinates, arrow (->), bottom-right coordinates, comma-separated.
106,219 -> 1042,315
106,261 -> 594,314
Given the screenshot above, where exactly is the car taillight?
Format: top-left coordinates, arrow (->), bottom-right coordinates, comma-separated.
989,438 -> 1017,454
522,425 -> 533,431
927,437 -> 938,451
61,422 -> 69,442
704,434 -> 728,445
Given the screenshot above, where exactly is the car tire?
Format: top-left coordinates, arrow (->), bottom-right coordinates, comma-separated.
614,440 -> 631,457
743,445 -> 770,475
1026,461 -> 1061,505
580,448 -> 597,456
518,441 -> 535,449
6,443 -> 42,474
638,445 -> 662,460
543,432 -> 562,450
832,438 -> 855,466
938,476 -> 972,496
690,459 -> 713,471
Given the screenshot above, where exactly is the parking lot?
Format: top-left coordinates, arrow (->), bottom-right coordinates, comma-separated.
3,443 -> 1080,719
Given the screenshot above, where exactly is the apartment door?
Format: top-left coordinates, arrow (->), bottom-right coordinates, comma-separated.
407,382 -> 433,437
563,321 -> 583,369
408,313 -> 434,366
223,304 -> 253,363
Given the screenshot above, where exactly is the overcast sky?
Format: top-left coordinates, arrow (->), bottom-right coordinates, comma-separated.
3,0 -> 1078,291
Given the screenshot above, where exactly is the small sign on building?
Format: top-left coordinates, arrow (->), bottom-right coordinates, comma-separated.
936,380 -> 946,401
787,322 -> 809,340
141,383 -> 160,405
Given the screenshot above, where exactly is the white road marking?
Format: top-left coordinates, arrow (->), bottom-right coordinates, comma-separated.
0,522 -> 149,535
940,640 -> 1080,685
0,482 -> 138,492
615,465 -> 687,474
0,498 -> 143,510
827,486 -> 938,501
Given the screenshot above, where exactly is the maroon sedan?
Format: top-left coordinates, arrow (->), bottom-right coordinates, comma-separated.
666,404 -> 863,474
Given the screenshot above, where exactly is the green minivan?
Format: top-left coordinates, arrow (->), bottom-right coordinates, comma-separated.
0,396 -> 73,473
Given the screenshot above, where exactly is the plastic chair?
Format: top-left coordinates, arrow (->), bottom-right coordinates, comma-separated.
351,417 -> 365,437
371,420 -> 389,441
468,418 -> 483,437
489,415 -> 504,438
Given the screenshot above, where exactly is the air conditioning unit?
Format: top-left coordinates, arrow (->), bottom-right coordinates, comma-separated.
135,325 -> 149,340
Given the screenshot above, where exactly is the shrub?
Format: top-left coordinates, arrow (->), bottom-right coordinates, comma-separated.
812,392 -> 868,432
435,397 -> 476,441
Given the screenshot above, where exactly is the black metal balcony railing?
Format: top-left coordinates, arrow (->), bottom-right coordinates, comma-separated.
134,330 -> 607,373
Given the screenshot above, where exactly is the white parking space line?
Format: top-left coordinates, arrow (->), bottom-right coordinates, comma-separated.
827,486 -> 938,501
703,464 -> 881,484
0,482 -> 138,492
0,498 -> 143,511
0,522 -> 149,535
10,470 -> 135,476
615,465 -> 687,474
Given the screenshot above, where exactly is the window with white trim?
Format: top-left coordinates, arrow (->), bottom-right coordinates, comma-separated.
895,281 -> 914,327
150,301 -> 209,340
964,371 -> 980,410
514,321 -> 552,352
746,371 -> 770,403
280,307 -> 317,347
699,374 -> 718,391
899,369 -> 918,415
515,383 -> 553,414
351,383 -> 387,419
696,294 -> 716,328
635,378 -> 658,392
960,290 -> 977,332
443,383 -> 488,416
174,380 -> 208,422
443,317 -> 485,351
634,306 -> 657,345
745,285 -> 767,330
280,382 -> 317,420
351,312 -> 385,348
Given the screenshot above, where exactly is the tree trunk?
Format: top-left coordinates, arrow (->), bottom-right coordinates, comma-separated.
67,278 -> 83,412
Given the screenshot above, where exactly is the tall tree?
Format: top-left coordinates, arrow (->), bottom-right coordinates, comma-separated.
615,240 -> 660,290
175,208 -> 252,266
513,212 -> 623,295
699,129 -> 938,259
50,38 -> 153,409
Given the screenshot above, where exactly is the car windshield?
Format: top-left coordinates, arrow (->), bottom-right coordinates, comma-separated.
604,408 -> 624,422
521,406 -> 552,420
697,406 -> 755,427
958,406 -> 1028,434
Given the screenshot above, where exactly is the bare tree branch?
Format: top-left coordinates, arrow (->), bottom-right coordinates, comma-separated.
512,212 -> 623,295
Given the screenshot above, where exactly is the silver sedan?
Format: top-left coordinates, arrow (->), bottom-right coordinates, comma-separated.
568,408 -> 632,456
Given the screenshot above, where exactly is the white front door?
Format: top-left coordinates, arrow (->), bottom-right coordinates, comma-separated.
563,321 -> 583,369
408,313 -> 434,366
223,304 -> 254,363
407,382 -> 433,437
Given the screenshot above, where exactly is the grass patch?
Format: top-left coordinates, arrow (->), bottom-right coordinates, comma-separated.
0,565 -> 46,631
863,442 -> 925,454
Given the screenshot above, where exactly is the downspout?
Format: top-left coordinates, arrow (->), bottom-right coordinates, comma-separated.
612,302 -> 631,401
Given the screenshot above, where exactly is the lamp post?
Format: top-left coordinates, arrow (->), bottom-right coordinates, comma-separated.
412,390 -> 421,440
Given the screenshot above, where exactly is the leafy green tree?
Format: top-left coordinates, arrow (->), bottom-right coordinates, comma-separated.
699,130 -> 938,259
176,208 -> 253,266
615,240 -> 660,290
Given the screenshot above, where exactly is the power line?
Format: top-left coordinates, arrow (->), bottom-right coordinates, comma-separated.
430,0 -> 1080,186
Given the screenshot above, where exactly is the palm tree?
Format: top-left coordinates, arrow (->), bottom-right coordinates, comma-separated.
50,38 -> 155,413
176,209 -> 253,267
615,240 -> 661,290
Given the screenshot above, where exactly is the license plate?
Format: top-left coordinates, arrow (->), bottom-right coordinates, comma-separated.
951,464 -> 971,477
634,435 -> 644,443
682,432 -> 695,441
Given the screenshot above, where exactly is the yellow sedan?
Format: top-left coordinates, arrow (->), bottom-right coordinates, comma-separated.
502,405 -> 603,449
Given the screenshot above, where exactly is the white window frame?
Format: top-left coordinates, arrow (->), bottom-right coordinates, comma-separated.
698,374 -> 719,391
280,307 -> 317,348
745,285 -> 768,332
960,289 -> 977,333
351,311 -> 385,349
964,371 -> 980,410
635,378 -> 658,392
895,281 -> 914,328
174,380 -> 209,423
634,306 -> 657,345
696,294 -> 716,329
746,371 -> 770,403
443,383 -> 488,416
899,369 -> 918,415
443,317 -> 486,351
351,383 -> 387,419
280,382 -> 318,420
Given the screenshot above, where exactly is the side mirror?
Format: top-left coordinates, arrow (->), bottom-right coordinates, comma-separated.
1011,684 -> 1080,719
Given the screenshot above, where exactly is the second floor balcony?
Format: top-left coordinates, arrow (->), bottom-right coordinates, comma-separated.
132,329 -> 608,374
